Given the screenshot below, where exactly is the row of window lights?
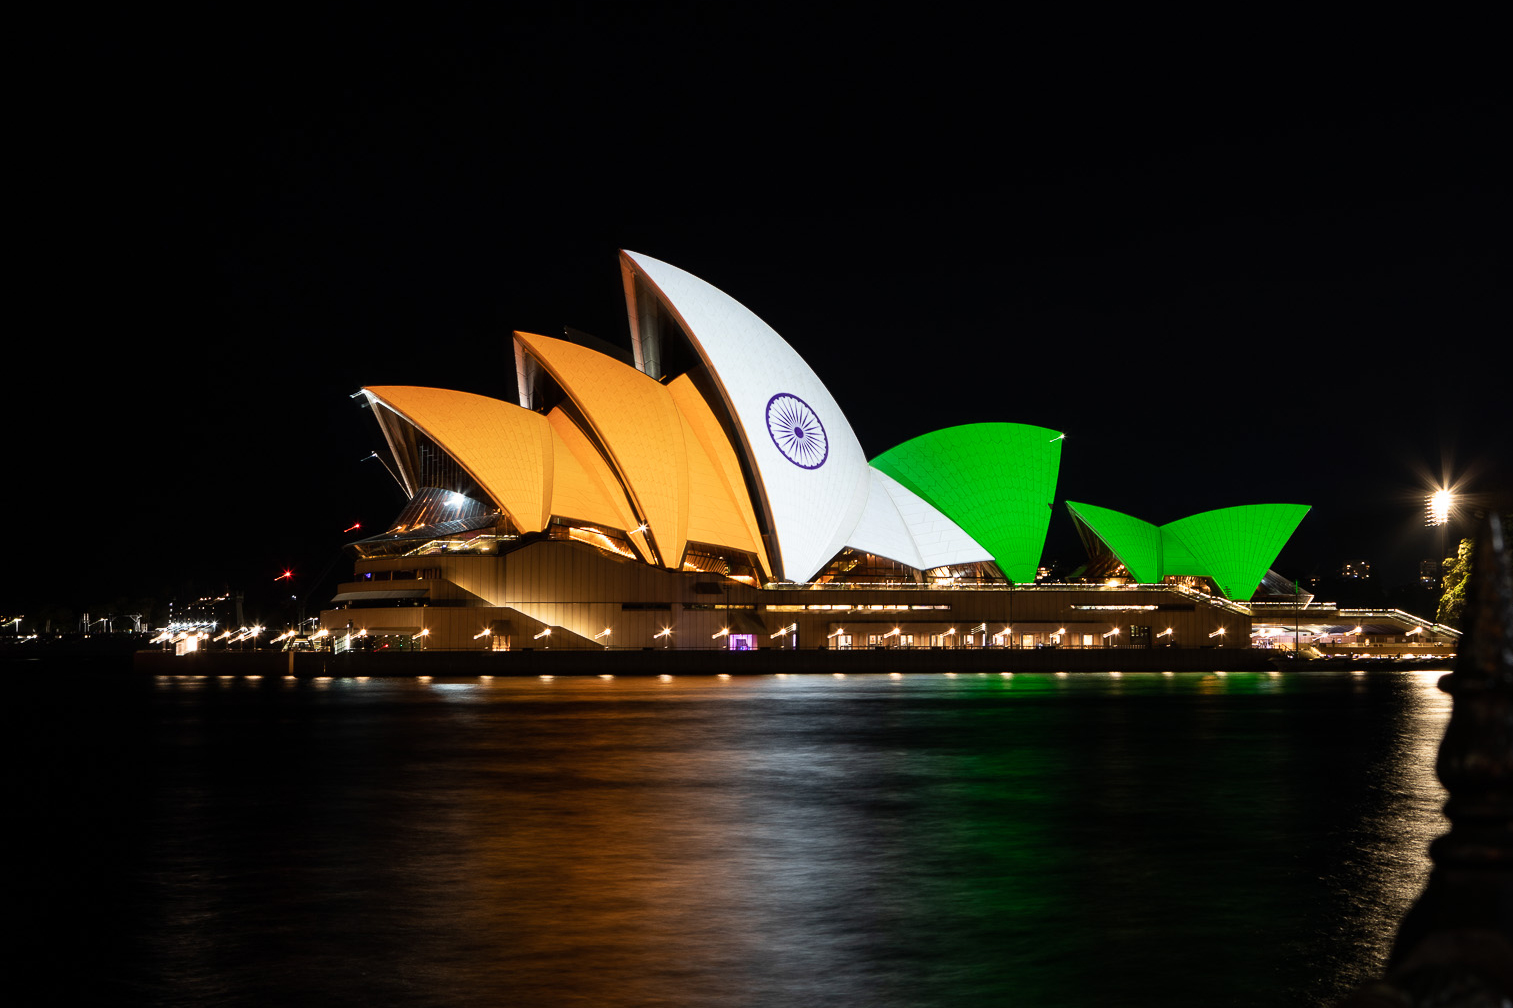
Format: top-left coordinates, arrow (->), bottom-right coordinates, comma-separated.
346,625 -> 1233,644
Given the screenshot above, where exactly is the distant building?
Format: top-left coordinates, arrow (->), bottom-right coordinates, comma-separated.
1340,560 -> 1371,579
167,593 -> 241,634
322,252 -> 1318,652
1419,559 -> 1441,587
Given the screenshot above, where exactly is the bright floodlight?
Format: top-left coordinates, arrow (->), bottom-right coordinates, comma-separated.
1427,489 -> 1453,526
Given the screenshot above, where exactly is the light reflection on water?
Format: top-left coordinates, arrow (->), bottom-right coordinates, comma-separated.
39,670 -> 1452,1007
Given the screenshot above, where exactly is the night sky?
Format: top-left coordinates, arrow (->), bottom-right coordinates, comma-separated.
12,13 -> 1508,625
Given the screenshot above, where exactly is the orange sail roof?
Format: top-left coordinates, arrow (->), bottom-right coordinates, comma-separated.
513,332 -> 769,573
667,374 -> 770,573
363,386 -> 554,533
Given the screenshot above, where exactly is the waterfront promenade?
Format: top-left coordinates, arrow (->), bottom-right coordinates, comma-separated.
132,644 -> 1291,677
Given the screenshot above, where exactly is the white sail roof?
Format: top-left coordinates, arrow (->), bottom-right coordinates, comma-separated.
623,250 -> 873,582
848,468 -> 995,571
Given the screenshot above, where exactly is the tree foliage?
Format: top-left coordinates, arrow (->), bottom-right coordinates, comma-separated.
1437,538 -> 1474,627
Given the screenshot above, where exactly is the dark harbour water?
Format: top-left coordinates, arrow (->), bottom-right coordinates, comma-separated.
16,667 -> 1452,1007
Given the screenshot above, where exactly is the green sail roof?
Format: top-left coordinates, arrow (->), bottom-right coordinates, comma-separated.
871,423 -> 1063,583
1067,501 -> 1309,600
1064,502 -> 1163,582
1162,504 -> 1310,601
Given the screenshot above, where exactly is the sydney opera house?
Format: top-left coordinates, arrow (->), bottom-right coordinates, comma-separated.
319,252 -> 1313,653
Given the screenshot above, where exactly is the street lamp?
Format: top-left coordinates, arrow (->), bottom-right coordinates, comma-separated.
1426,489 -> 1454,526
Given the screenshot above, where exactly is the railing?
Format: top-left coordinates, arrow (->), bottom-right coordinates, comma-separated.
1248,602 -> 1461,637
765,580 -> 1253,615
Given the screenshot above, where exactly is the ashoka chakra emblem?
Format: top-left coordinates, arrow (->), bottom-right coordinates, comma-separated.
765,393 -> 828,469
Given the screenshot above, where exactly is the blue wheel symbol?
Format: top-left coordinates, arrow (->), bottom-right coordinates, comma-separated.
765,393 -> 828,469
